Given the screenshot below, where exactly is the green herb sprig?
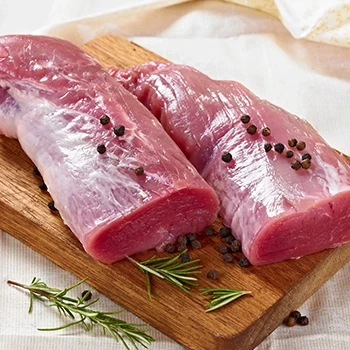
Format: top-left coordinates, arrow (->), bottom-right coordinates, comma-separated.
127,249 -> 202,299
7,278 -> 154,350
200,288 -> 251,312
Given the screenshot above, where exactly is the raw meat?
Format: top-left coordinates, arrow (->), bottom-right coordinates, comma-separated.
0,36 -> 219,263
111,62 -> 350,265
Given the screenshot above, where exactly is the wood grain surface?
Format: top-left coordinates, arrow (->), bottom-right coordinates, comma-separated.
1,35 -> 350,350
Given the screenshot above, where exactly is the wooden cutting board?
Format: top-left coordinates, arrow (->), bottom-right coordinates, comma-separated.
1,35 -> 350,350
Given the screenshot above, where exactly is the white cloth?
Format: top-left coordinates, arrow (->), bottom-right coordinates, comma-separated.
1,1 -> 350,349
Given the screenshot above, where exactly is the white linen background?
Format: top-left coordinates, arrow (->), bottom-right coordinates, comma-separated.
1,0 -> 350,349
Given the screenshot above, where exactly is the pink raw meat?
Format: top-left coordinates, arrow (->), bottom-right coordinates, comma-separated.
111,62 -> 350,265
0,36 -> 219,263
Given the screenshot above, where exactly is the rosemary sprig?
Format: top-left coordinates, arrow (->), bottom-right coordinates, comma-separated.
7,278 -> 155,350
127,249 -> 202,299
200,288 -> 251,312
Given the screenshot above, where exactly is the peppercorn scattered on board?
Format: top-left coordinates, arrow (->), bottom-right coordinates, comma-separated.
1,35 -> 350,350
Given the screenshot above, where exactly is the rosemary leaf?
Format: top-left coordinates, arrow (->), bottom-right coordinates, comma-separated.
7,278 -> 154,350
127,249 -> 202,299
200,288 -> 251,312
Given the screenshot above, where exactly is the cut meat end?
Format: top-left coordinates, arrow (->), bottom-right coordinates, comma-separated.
0,36 -> 219,263
250,192 -> 350,265
112,61 -> 350,265
86,186 -> 219,263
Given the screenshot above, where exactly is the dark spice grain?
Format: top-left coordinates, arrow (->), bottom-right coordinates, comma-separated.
97,144 -> 106,154
222,236 -> 235,245
261,127 -> 271,137
219,226 -> 231,238
302,153 -> 312,161
113,125 -> 125,136
191,240 -> 202,249
165,243 -> 176,254
223,253 -> 234,263
231,240 -> 242,252
296,141 -> 306,151
301,159 -> 311,169
206,270 -> 219,280
186,232 -> 197,242
48,201 -> 58,212
291,160 -> 302,170
288,138 -> 297,148
290,310 -> 301,320
177,235 -> 187,246
274,143 -> 285,154
240,115 -> 251,124
100,114 -> 110,125
297,316 -> 309,326
38,181 -> 47,191
285,150 -> 294,158
239,257 -> 250,267
180,252 -> 191,263
264,143 -> 272,152
205,227 -> 215,236
222,152 -> 233,163
218,244 -> 230,254
134,166 -> 144,176
177,244 -> 187,252
81,290 -> 92,301
247,124 -> 257,135
284,316 -> 297,327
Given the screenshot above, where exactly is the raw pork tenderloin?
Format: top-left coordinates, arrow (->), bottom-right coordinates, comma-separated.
0,37 -> 219,263
111,62 -> 350,265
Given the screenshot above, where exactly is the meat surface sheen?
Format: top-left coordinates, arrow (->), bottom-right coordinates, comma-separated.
111,62 -> 350,265
0,37 -> 219,263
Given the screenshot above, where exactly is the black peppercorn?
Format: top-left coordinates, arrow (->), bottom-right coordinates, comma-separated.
240,114 -> 251,124
100,114 -> 110,125
296,141 -> 306,151
205,227 -> 215,236
297,316 -> 309,326
288,138 -> 297,147
291,160 -> 302,170
191,240 -> 202,249
302,153 -> 312,161
38,181 -> 47,191
186,232 -> 197,242
285,150 -> 294,158
261,127 -> 271,137
177,243 -> 187,252
48,201 -> 58,212
222,236 -> 235,244
180,252 -> 191,263
218,244 -> 230,254
221,152 -> 233,163
97,144 -> 106,154
290,310 -> 301,320
113,125 -> 125,136
177,235 -> 187,246
165,243 -> 176,254
239,257 -> 250,267
33,166 -> 41,177
231,240 -> 242,253
301,159 -> 311,169
81,290 -> 92,301
206,270 -> 218,280
134,166 -> 144,176
264,143 -> 272,152
219,226 -> 231,238
247,124 -> 257,135
223,253 -> 234,263
274,143 -> 285,154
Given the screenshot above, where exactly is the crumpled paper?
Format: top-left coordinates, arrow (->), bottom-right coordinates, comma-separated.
1,1 -> 350,350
